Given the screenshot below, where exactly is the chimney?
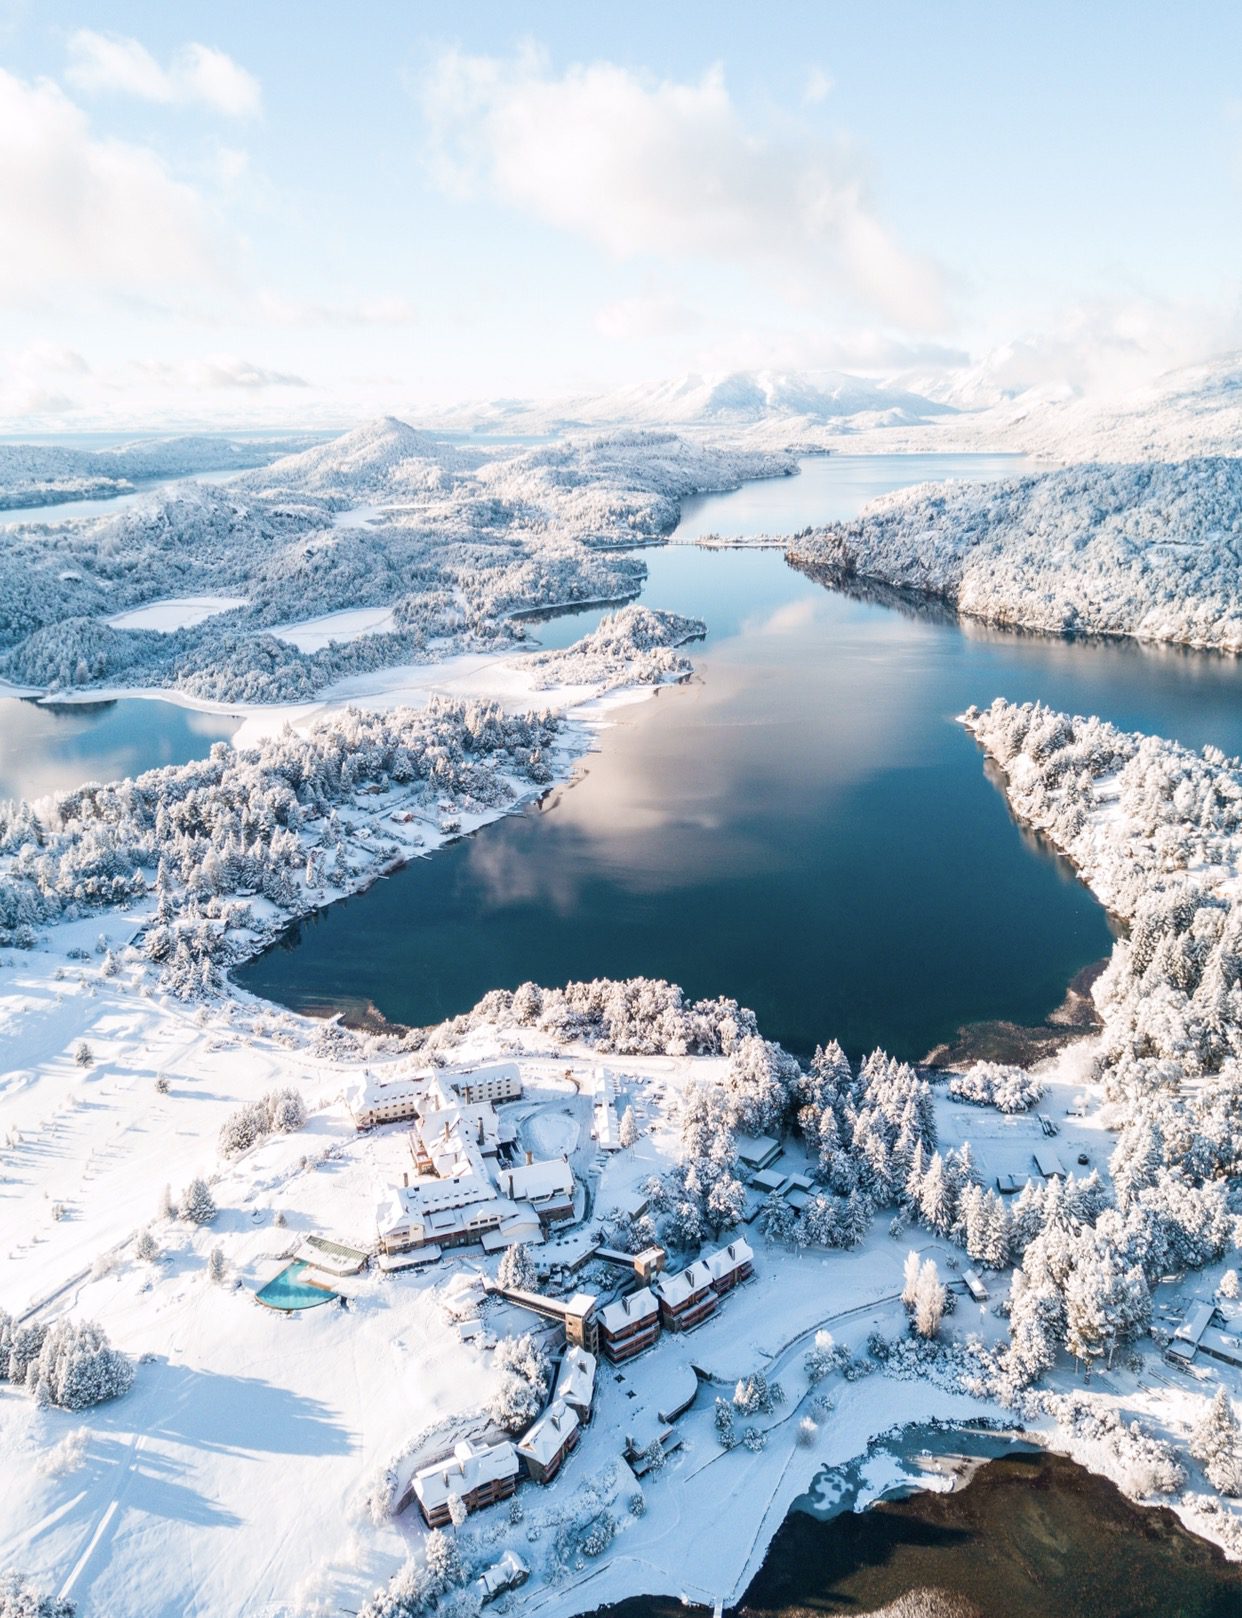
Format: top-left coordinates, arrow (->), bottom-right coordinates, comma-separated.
525,1150 -> 533,1166
403,1172 -> 409,1187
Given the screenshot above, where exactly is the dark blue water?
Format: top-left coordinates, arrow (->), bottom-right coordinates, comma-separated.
237,453 -> 1242,1061
0,695 -> 239,806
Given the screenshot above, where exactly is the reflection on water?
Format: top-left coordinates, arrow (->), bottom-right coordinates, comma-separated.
202,449 -> 1242,1057
737,1452 -> 1242,1618
0,696 -> 239,805
241,452 -> 1242,1059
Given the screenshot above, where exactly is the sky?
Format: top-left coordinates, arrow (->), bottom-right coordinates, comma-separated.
2,1 -> 1242,430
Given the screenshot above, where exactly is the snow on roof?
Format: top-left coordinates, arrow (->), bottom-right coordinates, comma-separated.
448,1061 -> 522,1091
346,1071 -> 427,1112
480,1217 -> 546,1253
654,1260 -> 714,1308
377,1172 -> 497,1235
749,1168 -> 787,1193
706,1238 -> 753,1281
1174,1300 -> 1217,1345
599,1287 -> 658,1333
517,1398 -> 579,1466
1033,1150 -> 1066,1178
412,1438 -> 519,1511
474,1550 -> 528,1600
734,1133 -> 781,1167
496,1157 -> 574,1203
555,1345 -> 596,1410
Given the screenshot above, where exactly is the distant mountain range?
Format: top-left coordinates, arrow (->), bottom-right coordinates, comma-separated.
416,368 -> 956,438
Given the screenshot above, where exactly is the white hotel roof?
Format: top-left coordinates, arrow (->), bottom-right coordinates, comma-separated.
654,1260 -> 715,1308
412,1438 -> 518,1512
598,1286 -> 658,1333
554,1345 -> 597,1411
517,1398 -> 579,1467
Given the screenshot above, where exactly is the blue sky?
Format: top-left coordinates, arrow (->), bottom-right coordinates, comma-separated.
2,1 -> 1240,427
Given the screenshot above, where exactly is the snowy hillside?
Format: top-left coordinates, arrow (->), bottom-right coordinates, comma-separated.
788,458 -> 1242,651
0,422 -> 789,703
0,432 -> 324,510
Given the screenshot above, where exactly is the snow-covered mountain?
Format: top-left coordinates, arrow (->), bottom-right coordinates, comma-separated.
416,368 -> 954,439
235,415 -> 469,496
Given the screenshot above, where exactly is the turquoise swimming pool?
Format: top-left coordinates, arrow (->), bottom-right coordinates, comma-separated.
255,1260 -> 338,1311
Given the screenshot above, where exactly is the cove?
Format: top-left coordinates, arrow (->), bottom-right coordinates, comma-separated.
0,694 -> 239,807
236,454 -> 1242,1061
587,1449 -> 1242,1618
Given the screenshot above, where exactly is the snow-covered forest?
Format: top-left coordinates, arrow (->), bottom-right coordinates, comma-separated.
0,420 -> 789,702
964,698 -> 1242,1378
0,433 -> 322,511
787,458 -> 1242,651
0,699 -> 562,993
527,605 -> 705,692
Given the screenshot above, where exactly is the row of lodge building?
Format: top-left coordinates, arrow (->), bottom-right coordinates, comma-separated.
357,1064 -> 578,1259
597,1238 -> 754,1362
411,1345 -> 597,1526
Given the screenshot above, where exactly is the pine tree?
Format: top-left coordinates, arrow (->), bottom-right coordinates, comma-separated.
618,1106 -> 638,1148
424,1527 -> 463,1592
918,1152 -> 957,1236
181,1176 -> 217,1226
497,1242 -> 536,1292
134,1228 -> 159,1263
1190,1386 -> 1242,1496
901,1248 -> 922,1310
208,1247 -> 227,1284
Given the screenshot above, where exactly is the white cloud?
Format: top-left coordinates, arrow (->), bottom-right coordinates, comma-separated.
66,30 -> 261,118
135,354 -> 309,390
803,66 -> 833,105
0,68 -> 221,299
595,291 -> 702,341
255,291 -> 419,328
419,48 -> 945,328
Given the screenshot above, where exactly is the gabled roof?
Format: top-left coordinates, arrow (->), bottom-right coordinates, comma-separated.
517,1398 -> 579,1466
598,1286 -> 658,1333
555,1345 -> 596,1411
654,1260 -> 714,1308
706,1238 -> 754,1280
412,1438 -> 519,1511
496,1158 -> 574,1202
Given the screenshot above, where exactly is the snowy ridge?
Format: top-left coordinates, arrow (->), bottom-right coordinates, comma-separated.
788,458 -> 1242,651
0,432 -> 324,510
0,422 -> 788,704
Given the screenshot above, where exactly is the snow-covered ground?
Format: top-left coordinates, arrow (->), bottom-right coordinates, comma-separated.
268,606 -> 399,652
104,596 -> 249,634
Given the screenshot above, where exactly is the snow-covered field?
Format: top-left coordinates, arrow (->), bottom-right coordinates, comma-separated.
104,597 -> 249,634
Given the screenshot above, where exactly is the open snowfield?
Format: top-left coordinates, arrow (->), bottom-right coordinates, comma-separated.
104,598 -> 248,634
269,607 -> 400,653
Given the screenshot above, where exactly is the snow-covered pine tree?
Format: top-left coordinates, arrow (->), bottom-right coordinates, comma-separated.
496,1242 -> 536,1292
1190,1385 -> 1242,1496
181,1176 -> 217,1226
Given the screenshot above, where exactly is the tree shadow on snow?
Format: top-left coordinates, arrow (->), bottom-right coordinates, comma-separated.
135,1360 -> 354,1457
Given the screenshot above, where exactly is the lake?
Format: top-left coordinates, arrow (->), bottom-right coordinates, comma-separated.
235,454 -> 1242,1061
587,1450 -> 1242,1618
0,695 -> 239,806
